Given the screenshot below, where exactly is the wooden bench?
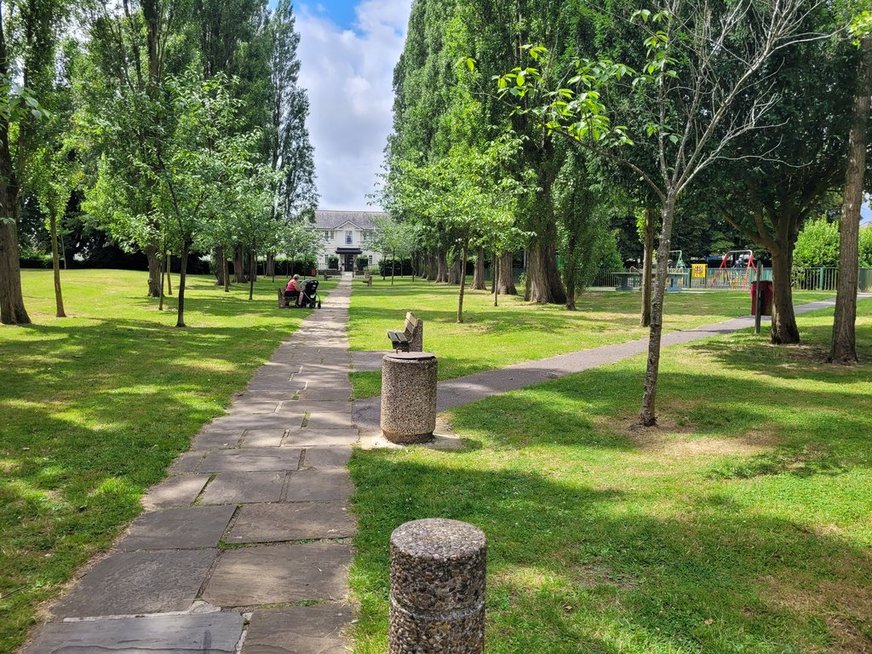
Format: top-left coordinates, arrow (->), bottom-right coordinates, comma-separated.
387,312 -> 423,352
277,288 -> 300,308
318,269 -> 340,280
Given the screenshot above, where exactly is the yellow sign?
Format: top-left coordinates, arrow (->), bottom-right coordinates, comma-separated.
692,264 -> 707,279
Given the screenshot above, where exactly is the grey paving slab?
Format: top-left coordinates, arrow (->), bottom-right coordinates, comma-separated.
305,412 -> 354,430
243,605 -> 353,654
119,505 -> 235,550
51,548 -> 218,618
296,389 -> 352,402
350,350 -> 391,372
284,469 -> 355,502
293,400 -> 353,414
200,471 -> 287,505
191,431 -> 243,450
23,612 -> 245,654
142,474 -> 210,509
208,415 -> 303,431
227,502 -> 356,543
283,429 -> 359,447
203,543 -> 353,606
168,451 -> 206,474
198,449 -> 303,473
302,447 -> 353,470
241,428 -> 289,447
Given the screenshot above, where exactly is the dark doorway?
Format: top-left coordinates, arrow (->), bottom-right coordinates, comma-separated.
343,253 -> 355,272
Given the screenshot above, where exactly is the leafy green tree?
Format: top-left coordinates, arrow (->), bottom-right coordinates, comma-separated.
794,218 -> 841,268
0,0 -> 66,324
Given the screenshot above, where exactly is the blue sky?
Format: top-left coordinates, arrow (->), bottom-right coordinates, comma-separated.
292,0 -> 411,210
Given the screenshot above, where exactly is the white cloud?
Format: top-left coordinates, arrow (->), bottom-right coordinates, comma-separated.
297,1 -> 411,211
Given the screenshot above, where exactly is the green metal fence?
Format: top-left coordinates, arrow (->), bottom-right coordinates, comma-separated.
593,267 -> 872,291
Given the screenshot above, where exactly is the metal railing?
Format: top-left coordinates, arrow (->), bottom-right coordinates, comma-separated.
593,267 -> 872,292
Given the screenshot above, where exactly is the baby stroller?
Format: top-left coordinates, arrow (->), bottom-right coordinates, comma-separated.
299,279 -> 322,309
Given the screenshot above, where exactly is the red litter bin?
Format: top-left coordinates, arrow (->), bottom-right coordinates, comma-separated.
750,281 -> 773,316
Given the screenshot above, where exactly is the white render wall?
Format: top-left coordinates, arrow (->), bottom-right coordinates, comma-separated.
314,223 -> 383,267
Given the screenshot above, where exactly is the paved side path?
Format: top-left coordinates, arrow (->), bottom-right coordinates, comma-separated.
355,296 -> 853,431
25,277 -> 357,654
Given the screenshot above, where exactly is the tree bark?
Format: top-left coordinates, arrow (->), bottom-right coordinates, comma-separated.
234,244 -> 246,283
0,1 -> 30,325
437,250 -> 448,283
145,244 -> 161,297
641,207 -> 655,327
473,248 -> 486,290
830,34 -> 871,364
640,194 -> 677,426
266,253 -> 275,280
249,248 -> 256,300
50,212 -> 65,318
497,252 -> 516,295
457,241 -> 469,323
448,253 -> 462,285
493,250 -> 500,307
770,247 -> 800,344
564,237 -> 578,311
176,241 -> 189,328
525,227 -> 566,304
215,246 -> 225,286
165,253 -> 172,296
223,257 -> 230,293
391,249 -> 396,286
159,252 -> 166,311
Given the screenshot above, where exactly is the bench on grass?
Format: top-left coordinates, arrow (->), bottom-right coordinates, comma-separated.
319,269 -> 340,280
387,312 -> 423,352
277,288 -> 299,308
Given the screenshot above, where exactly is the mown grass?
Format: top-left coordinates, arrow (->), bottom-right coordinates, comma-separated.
348,276 -> 833,399
0,269 -> 335,652
348,298 -> 872,654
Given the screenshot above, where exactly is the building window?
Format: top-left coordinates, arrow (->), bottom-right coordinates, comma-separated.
345,230 -> 353,245
368,255 -> 373,264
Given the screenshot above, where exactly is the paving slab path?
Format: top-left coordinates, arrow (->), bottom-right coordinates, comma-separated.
24,276 -> 358,654
354,295 -> 863,432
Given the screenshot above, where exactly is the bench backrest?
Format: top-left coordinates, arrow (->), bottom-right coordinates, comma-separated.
404,312 -> 423,351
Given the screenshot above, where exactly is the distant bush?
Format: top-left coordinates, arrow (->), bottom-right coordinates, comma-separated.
794,218 -> 872,268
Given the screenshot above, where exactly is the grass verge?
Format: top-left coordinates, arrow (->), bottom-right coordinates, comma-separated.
348,299 -> 872,653
348,276 -> 833,399
0,269 -> 335,651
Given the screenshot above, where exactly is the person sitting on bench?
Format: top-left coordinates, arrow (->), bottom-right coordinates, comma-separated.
285,274 -> 302,306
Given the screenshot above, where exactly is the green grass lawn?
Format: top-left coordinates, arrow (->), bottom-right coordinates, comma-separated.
348,276 -> 833,398
0,269 -> 335,652
349,298 -> 872,653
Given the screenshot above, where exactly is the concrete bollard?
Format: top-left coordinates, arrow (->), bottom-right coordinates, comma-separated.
389,519 -> 487,654
380,352 -> 437,444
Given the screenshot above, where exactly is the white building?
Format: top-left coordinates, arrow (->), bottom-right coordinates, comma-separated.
313,210 -> 386,272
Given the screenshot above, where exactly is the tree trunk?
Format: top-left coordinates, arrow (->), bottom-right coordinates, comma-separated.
448,253 -> 461,285
234,244 -> 246,283
564,238 -> 578,311
249,248 -> 256,300
223,257 -> 230,293
457,241 -> 468,323
437,250 -> 448,283
640,194 -> 677,426
770,248 -> 800,345
50,212 -> 66,318
525,227 -> 566,304
267,253 -> 275,281
497,252 -> 516,295
176,242 -> 189,328
473,248 -> 486,290
493,250 -> 500,307
159,252 -> 166,311
641,207 -> 655,327
391,249 -> 396,286
215,247 -> 225,286
830,34 -> 871,364
145,244 -> 161,297
165,253 -> 172,296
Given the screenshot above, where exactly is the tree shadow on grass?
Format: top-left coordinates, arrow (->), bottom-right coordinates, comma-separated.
349,456 -> 872,654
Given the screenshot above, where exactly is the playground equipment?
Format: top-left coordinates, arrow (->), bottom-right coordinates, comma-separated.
709,250 -> 756,288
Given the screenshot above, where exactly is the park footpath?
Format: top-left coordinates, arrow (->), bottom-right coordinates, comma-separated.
24,276 -> 359,653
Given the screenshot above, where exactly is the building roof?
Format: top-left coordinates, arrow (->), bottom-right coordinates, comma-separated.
313,210 -> 386,230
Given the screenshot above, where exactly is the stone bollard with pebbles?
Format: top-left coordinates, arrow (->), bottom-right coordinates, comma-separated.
380,352 -> 438,444
389,519 -> 487,654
